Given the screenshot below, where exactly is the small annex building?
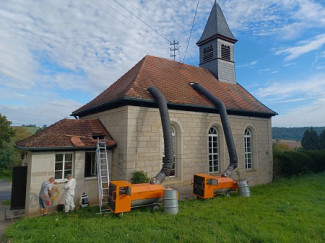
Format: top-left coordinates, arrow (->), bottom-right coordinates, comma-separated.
16,1 -> 276,216
16,119 -> 116,215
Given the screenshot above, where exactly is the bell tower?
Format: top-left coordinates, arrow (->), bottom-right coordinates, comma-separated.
197,1 -> 237,84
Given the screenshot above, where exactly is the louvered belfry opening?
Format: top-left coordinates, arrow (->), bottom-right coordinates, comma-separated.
203,45 -> 214,62
221,44 -> 230,61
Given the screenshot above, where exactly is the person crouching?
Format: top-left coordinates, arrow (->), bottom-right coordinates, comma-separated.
63,174 -> 76,213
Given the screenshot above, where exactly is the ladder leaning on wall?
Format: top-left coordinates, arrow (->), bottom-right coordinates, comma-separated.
96,138 -> 110,213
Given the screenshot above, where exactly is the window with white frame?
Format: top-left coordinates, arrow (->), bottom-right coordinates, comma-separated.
244,129 -> 252,169
84,151 -> 97,177
55,153 -> 73,180
208,127 -> 219,173
162,125 -> 176,177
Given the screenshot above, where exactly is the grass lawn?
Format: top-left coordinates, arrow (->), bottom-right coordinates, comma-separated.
4,172 -> 325,242
0,175 -> 12,182
1,200 -> 10,205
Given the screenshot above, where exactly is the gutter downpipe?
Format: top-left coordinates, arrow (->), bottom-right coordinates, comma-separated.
147,86 -> 174,185
190,82 -> 238,177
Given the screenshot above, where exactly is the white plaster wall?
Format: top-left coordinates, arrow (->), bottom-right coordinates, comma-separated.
25,150 -> 112,217
25,152 -> 55,216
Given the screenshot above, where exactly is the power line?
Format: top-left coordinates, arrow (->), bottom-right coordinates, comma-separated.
182,0 -> 200,63
124,0 -> 171,39
95,0 -> 169,48
93,0 -> 198,63
91,0 -> 162,59
111,0 -> 171,44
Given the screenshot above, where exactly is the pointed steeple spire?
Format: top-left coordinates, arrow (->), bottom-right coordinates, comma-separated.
197,0 -> 237,45
197,1 -> 237,84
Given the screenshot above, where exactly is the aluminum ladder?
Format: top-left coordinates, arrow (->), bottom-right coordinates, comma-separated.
96,138 -> 110,213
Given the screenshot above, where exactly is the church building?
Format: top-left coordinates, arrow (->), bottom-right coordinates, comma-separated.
16,1 -> 276,216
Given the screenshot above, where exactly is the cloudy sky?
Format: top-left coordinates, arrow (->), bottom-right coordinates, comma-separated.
1,0 -> 325,127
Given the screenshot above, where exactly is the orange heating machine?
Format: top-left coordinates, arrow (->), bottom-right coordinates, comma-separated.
107,181 -> 164,214
193,174 -> 238,199
105,86 -> 178,215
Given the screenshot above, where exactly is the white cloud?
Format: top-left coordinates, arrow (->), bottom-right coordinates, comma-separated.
255,74 -> 325,126
0,99 -> 81,127
237,61 -> 257,68
272,98 -> 325,127
0,0 -> 214,125
222,0 -> 325,39
0,0 -> 213,92
283,62 -> 296,67
275,34 -> 325,60
255,74 -> 325,100
1,0 -> 325,127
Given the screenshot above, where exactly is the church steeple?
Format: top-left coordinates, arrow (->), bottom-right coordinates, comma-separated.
197,1 -> 237,84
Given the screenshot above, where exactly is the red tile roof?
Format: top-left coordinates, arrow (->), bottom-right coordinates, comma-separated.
72,55 -> 276,117
16,119 -> 116,150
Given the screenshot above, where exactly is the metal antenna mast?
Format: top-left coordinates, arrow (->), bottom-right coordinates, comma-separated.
170,40 -> 179,61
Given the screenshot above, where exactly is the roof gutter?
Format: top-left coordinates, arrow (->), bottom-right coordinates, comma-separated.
15,144 -> 116,152
72,97 -> 277,118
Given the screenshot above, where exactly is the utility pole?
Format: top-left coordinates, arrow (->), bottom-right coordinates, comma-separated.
170,40 -> 179,61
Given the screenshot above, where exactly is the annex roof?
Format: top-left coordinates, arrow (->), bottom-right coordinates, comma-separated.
197,1 -> 237,45
72,55 -> 276,118
16,119 -> 116,151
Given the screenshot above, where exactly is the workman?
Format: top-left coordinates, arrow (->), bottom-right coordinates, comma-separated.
63,174 -> 76,213
39,177 -> 56,216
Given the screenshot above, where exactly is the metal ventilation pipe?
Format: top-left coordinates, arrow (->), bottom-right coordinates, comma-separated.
148,86 -> 173,184
189,82 -> 238,177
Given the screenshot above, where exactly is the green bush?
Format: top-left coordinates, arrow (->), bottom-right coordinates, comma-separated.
304,150 -> 325,172
1,199 -> 10,205
130,171 -> 150,184
0,168 -> 12,176
273,150 -> 325,179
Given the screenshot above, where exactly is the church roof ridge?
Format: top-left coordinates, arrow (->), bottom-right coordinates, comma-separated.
71,55 -> 276,118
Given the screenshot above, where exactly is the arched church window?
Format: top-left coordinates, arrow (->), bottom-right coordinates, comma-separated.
221,44 -> 230,61
203,45 -> 213,62
208,127 -> 219,173
244,128 -> 252,169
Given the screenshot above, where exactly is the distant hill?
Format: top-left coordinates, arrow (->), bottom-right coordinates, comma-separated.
272,127 -> 325,141
12,126 -> 41,136
24,126 -> 41,134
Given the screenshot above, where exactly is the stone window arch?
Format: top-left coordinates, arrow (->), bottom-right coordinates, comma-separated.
208,126 -> 219,173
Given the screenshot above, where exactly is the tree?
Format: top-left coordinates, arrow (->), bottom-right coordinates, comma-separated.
273,142 -> 291,154
319,129 -> 325,150
0,123 -> 34,174
0,114 -> 15,150
0,114 -> 15,173
301,128 -> 319,150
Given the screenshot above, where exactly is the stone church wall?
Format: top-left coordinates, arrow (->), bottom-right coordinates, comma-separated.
83,105 -> 273,197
